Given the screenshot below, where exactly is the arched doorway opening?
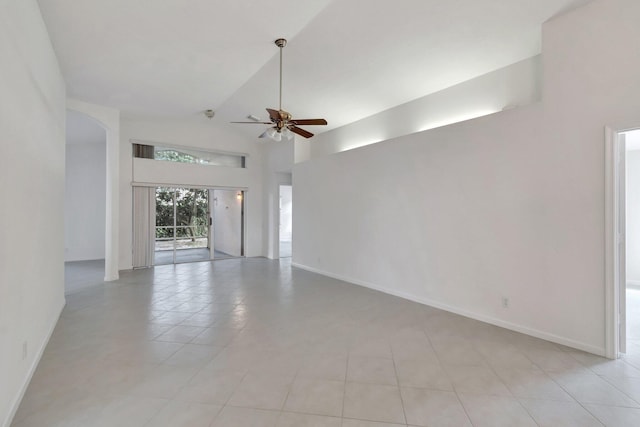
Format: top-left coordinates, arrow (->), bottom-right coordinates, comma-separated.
64,111 -> 107,293
66,99 -> 120,283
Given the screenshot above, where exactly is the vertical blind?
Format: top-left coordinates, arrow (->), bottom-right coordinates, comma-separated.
132,186 -> 155,268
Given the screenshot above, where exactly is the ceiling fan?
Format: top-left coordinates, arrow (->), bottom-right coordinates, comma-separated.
231,38 -> 327,141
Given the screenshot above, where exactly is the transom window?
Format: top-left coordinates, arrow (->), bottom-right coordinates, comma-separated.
133,142 -> 245,168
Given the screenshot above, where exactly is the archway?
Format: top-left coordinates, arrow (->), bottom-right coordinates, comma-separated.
66,99 -> 120,281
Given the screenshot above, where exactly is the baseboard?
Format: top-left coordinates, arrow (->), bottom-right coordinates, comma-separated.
3,298 -> 66,427
292,262 -> 605,357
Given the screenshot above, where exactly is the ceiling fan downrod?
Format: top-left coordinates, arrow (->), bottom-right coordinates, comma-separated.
275,38 -> 287,112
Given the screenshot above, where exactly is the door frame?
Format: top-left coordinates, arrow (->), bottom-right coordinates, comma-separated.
140,184 -> 247,265
278,184 -> 293,258
208,187 -> 246,260
605,125 -> 634,359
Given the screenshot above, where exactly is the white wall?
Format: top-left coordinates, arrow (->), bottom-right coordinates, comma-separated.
213,190 -> 242,256
119,118 -> 263,269
64,142 -> 106,261
0,1 -> 66,425
309,55 -> 542,158
628,138 -> 640,286
293,0 -> 640,356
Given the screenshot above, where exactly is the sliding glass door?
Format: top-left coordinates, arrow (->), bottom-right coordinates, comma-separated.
154,187 -> 210,265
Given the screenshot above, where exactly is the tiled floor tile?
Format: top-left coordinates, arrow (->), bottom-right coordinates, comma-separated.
143,400 -> 222,426
347,356 -> 398,385
519,398 -> 603,427
400,387 -> 471,427
174,368 -> 246,405
210,406 -> 280,427
128,365 -> 200,399
601,375 -> 640,402
283,378 -> 344,416
548,370 -> 640,407
473,340 -> 536,369
154,325 -> 207,343
583,403 -> 640,427
343,382 -> 405,424
227,373 -> 293,410
341,420 -> 406,427
458,393 -> 537,427
494,366 -> 573,400
394,357 -> 452,390
93,395 -> 169,427
162,343 -> 223,367
390,337 -> 436,361
431,336 -> 487,367
275,412 -> 342,426
297,354 -> 348,381
445,365 -> 512,396
523,347 -> 586,372
12,391 -> 109,427
190,327 -> 238,346
350,338 -> 393,359
105,340 -> 183,363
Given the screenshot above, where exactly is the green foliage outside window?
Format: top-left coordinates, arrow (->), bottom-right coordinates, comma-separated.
155,149 -> 207,164
156,187 -> 208,240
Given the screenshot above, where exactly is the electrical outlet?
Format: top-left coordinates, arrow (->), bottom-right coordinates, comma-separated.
502,297 -> 509,308
22,341 -> 27,360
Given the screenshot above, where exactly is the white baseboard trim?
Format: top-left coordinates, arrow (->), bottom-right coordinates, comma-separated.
628,280 -> 640,289
3,299 -> 66,427
292,262 -> 605,357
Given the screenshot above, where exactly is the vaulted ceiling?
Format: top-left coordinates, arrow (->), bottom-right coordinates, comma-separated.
39,0 -> 591,138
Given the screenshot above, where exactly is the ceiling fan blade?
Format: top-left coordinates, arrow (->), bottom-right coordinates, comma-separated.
266,108 -> 280,121
258,130 -> 270,138
290,118 -> 327,126
230,121 -> 272,124
288,125 -> 314,139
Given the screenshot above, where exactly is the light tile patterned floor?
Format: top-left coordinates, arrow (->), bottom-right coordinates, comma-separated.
12,259 -> 640,426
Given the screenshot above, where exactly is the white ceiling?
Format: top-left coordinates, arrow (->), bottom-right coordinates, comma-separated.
39,0 -> 591,139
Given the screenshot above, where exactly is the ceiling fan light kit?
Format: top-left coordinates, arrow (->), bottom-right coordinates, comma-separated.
231,38 -> 327,141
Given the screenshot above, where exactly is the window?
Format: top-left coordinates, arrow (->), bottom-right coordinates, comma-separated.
133,143 -> 245,168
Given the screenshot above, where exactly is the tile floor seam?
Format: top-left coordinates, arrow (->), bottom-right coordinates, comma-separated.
546,368 -> 639,425
341,351 -> 349,419
599,374 -> 640,407
512,397 -> 542,427
390,352 -> 409,426
454,393 -> 476,427
515,397 -> 606,427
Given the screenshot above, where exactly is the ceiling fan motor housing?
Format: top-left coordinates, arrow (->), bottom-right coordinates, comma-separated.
279,110 -> 292,121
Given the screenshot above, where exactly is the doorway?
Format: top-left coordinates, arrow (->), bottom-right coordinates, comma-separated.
64,110 -> 106,293
626,130 -> 640,355
210,189 -> 245,259
607,127 -> 640,358
279,185 -> 292,258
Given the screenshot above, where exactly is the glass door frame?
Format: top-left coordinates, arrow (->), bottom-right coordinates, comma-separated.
153,185 -> 247,265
